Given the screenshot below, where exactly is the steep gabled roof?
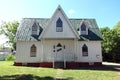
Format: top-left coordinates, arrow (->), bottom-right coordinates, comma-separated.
69,19 -> 103,41
15,5 -> 102,41
15,18 -> 102,41
15,18 -> 49,41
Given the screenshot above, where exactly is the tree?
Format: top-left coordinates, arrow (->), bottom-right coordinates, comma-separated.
0,21 -> 19,50
101,21 -> 120,62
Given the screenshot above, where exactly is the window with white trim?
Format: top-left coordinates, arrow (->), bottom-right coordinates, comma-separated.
30,44 -> 36,57
32,22 -> 38,35
56,18 -> 63,32
81,23 -> 87,35
82,44 -> 88,56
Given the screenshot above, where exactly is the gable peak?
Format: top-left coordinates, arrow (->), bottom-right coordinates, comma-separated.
57,5 -> 62,9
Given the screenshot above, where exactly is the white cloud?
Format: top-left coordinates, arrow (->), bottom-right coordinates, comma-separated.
68,9 -> 75,14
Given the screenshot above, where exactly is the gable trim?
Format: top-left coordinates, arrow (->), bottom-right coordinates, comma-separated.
39,5 -> 80,39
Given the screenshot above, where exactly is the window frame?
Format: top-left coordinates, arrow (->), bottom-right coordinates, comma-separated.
30,44 -> 37,57
82,44 -> 88,57
80,22 -> 88,35
56,18 -> 63,32
32,22 -> 38,35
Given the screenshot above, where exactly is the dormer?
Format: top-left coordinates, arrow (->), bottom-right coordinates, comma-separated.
78,20 -> 88,35
32,21 -> 40,35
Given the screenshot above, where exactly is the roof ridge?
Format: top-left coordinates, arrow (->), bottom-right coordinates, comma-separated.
23,18 -> 50,19
22,18 -> 95,20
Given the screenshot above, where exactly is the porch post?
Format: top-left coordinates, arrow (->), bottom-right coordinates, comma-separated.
53,46 -> 55,68
64,53 -> 66,68
63,45 -> 66,68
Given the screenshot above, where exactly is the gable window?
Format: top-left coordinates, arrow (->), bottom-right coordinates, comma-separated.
32,22 -> 38,35
56,18 -> 63,32
30,44 -> 36,57
82,44 -> 88,56
80,23 -> 87,35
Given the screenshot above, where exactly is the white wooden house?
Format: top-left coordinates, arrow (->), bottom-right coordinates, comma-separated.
14,5 -> 103,68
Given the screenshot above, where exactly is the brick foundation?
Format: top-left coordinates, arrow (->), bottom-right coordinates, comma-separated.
40,62 -> 53,68
14,62 -> 102,68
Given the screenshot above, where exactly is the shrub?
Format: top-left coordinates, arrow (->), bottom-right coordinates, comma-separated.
5,54 -> 15,61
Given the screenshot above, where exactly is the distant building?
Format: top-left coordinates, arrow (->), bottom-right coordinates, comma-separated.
14,5 -> 102,68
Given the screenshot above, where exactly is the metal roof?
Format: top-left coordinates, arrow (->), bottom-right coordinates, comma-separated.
15,18 -> 102,41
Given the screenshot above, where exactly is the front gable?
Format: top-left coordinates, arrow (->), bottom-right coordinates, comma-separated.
40,5 -> 79,39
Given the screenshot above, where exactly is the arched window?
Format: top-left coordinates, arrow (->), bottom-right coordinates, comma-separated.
80,23 -> 87,35
81,23 -> 86,31
32,22 -> 38,35
56,18 -> 63,32
82,44 -> 88,56
30,44 -> 36,57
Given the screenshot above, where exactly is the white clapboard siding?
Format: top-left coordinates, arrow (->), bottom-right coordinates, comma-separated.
77,41 -> 102,62
43,39 -> 75,62
15,41 -> 42,62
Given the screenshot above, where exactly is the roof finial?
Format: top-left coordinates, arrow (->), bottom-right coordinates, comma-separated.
58,5 -> 61,10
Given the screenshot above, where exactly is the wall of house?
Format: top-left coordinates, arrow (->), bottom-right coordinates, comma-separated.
15,40 -> 102,67
76,41 -> 102,62
42,39 -> 75,62
15,41 -> 42,63
15,39 -> 75,63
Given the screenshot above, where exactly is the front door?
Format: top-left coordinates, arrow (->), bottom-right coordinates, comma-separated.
54,43 -> 64,61
53,43 -> 65,68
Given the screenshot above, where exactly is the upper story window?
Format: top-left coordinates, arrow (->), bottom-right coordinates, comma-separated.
30,44 -> 36,57
80,23 -> 88,35
56,18 -> 63,32
82,44 -> 88,56
81,23 -> 86,31
32,22 -> 38,35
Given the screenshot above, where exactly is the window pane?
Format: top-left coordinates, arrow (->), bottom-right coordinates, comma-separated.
56,18 -> 62,27
30,44 -> 36,57
32,22 -> 38,35
81,23 -> 86,31
56,18 -> 63,32
82,44 -> 88,56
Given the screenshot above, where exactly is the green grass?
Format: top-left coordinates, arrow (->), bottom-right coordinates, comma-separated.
0,61 -> 120,80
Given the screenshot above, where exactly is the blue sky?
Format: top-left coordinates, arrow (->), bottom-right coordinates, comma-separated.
0,0 -> 120,45
0,0 -> 120,28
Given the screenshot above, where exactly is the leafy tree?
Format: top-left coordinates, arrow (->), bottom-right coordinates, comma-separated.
0,21 -> 19,49
101,21 -> 120,62
100,27 -> 110,53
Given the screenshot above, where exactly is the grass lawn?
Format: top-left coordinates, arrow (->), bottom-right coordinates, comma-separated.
0,61 -> 120,80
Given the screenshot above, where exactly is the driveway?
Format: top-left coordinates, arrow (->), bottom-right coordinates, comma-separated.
103,62 -> 120,66
102,62 -> 120,71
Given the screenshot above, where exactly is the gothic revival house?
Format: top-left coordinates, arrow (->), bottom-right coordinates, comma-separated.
14,5 -> 102,68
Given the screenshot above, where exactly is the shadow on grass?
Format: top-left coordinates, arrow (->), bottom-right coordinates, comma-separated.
0,74 -> 73,80
64,65 -> 120,72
